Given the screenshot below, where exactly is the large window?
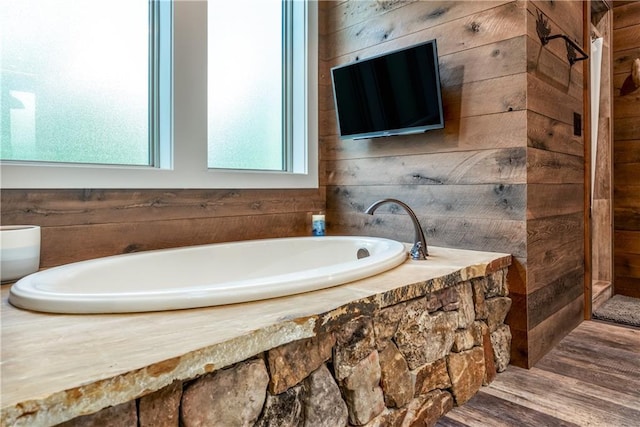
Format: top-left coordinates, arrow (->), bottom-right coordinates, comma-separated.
0,0 -> 318,189
1,0 -> 150,166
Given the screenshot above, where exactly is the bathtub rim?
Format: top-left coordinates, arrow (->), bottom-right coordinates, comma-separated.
8,236 -> 408,314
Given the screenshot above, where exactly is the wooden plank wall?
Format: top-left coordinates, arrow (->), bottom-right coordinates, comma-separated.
524,0 -> 585,366
321,1 -> 531,366
1,0 -> 593,369
323,0 -> 589,368
0,189 -> 326,267
612,1 -> 640,298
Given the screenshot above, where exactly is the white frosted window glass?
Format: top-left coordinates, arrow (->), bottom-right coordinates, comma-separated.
207,0 -> 283,171
0,0 -> 149,165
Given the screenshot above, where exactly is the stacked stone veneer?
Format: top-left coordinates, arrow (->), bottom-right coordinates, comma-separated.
58,268 -> 511,427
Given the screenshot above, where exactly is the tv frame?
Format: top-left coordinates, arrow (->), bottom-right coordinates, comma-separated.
330,39 -> 445,140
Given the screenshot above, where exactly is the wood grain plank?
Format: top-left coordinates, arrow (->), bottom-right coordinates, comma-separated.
328,183 -> 526,221
530,0 -> 584,44
527,73 -> 583,125
326,1 -> 513,35
328,211 -> 527,258
614,276 -> 640,298
612,46 -> 640,75
614,250 -> 640,277
0,189 -> 325,228
527,267 -> 584,328
613,1 -> 640,29
614,162 -> 640,189
527,2 -> 579,67
614,86 -> 640,118
484,366 -> 640,425
324,110 -> 527,160
527,238 -> 584,295
527,213 -> 584,294
526,111 -> 583,157
615,230 -> 640,254
325,1 -> 524,60
527,183 -> 583,219
438,37 -> 527,87
613,23 -> 640,51
442,321 -> 640,425
526,295 -> 583,366
526,35 -> 584,101
38,213 -> 312,268
527,148 -> 583,184
439,391 -> 582,427
534,351 -> 640,398
442,73 -> 527,120
327,147 -> 526,186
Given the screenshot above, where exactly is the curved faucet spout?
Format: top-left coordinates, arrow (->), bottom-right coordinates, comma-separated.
364,198 -> 429,260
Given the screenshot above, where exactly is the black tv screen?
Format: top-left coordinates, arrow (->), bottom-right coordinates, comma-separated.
331,39 -> 444,140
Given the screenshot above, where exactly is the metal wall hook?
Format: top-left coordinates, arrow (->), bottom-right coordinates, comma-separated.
535,10 -> 588,66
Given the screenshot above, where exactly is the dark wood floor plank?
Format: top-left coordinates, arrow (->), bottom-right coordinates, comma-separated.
441,321 -> 640,426
484,371 -> 640,427
567,320 -> 640,352
534,353 -> 640,397
437,391 -> 580,427
546,338 -> 640,380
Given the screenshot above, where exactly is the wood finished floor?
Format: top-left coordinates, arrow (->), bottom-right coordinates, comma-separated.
437,320 -> 640,427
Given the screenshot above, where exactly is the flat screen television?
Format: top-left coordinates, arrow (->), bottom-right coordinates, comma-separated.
331,39 -> 444,140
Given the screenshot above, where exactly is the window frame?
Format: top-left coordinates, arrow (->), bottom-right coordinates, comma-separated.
0,0 -> 318,189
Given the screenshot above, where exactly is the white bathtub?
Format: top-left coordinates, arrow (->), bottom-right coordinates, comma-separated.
8,236 -> 407,314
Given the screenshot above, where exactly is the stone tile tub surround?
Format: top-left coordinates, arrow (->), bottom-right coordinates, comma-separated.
1,247 -> 510,427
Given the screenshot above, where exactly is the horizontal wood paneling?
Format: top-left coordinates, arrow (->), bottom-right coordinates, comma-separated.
615,230 -> 640,254
613,23 -> 640,51
329,183 -> 526,221
326,1 -> 513,37
327,147 -> 526,186
613,1 -> 640,29
1,188 -> 326,269
612,46 -> 640,75
527,73 -> 583,125
527,184 -> 584,219
326,1 -> 523,60
527,235 -> 584,294
614,276 -> 640,298
531,0 -> 583,44
442,73 -> 527,120
528,267 -> 584,329
613,3 -> 640,298
525,4 -> 584,101
37,213 -> 312,268
0,189 -> 325,228
527,111 -> 583,157
527,294 -> 584,367
522,0 -> 585,367
614,250 -> 640,278
324,0 -> 589,368
613,116 -> 640,141
613,139 -> 640,163
324,110 -> 527,161
527,148 -> 583,184
325,1 -> 525,61
614,88 -> 640,117
327,210 -> 527,259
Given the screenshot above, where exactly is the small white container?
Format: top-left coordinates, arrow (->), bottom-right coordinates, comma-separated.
1,225 -> 41,283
